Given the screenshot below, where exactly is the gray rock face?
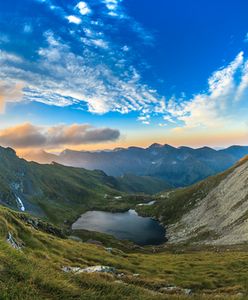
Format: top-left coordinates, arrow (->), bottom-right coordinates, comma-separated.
167,158 -> 248,245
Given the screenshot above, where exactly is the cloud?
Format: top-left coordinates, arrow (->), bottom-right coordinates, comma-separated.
0,31 -> 160,115
244,33 -> 248,43
166,52 -> 248,129
66,15 -> 82,24
103,0 -> 122,17
0,0 -> 158,119
23,24 -> 33,33
76,1 -> 91,15
0,81 -> 24,113
2,0 -> 247,132
0,123 -> 120,149
137,115 -> 150,125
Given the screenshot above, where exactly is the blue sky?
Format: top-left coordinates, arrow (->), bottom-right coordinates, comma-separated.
0,0 -> 248,151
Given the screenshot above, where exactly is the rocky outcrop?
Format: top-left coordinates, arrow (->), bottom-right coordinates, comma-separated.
167,158 -> 248,245
62,265 -> 116,274
6,232 -> 23,250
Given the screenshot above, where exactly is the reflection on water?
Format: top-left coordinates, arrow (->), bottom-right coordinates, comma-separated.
72,209 -> 166,245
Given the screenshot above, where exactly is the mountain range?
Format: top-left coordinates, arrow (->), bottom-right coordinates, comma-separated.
2,146 -> 248,298
24,144 -> 248,187
0,146 -> 172,225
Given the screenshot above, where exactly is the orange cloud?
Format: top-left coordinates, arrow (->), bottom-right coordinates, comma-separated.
0,81 -> 24,112
0,123 -> 120,149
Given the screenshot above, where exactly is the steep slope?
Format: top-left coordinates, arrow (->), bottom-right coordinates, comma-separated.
1,205 -> 248,299
143,157 -> 248,245
23,144 -> 248,187
0,147 -> 148,226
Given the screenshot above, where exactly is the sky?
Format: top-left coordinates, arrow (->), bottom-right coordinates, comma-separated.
0,0 -> 248,154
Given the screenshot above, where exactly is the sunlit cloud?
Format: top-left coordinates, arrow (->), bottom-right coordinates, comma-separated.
166,52 -> 248,129
76,1 -> 91,16
66,15 -> 82,24
0,81 -> 24,113
0,123 -> 120,149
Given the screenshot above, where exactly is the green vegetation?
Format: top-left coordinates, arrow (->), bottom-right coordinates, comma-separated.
116,174 -> 171,195
137,157 -> 248,226
1,147 -> 248,299
0,206 -> 248,299
0,147 -> 153,226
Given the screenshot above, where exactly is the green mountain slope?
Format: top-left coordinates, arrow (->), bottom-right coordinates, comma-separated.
116,174 -> 172,195
0,147 -> 148,226
1,205 -> 248,299
137,156 -> 248,245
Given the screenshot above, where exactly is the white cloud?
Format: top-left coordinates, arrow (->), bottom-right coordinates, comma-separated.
122,45 -> 129,52
91,39 -> 108,49
66,15 -> 82,24
163,115 -> 176,123
103,0 -> 119,11
76,1 -> 91,15
167,52 -> 248,129
138,115 -> 150,125
0,32 -> 161,116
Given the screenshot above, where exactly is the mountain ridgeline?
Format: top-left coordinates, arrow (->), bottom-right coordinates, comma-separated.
0,146 -> 170,226
24,144 -> 248,187
138,156 -> 248,245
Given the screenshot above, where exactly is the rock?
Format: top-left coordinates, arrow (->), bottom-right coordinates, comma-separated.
133,273 -> 140,277
6,232 -> 23,250
159,286 -> 192,295
86,239 -> 103,246
62,265 -> 116,274
105,247 -> 113,253
62,266 -> 81,273
79,266 -> 116,274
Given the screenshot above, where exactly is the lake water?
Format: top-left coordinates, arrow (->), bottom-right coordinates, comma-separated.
72,209 -> 166,245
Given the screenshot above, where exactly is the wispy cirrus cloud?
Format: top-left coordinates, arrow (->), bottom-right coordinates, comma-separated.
0,0 -> 160,117
0,123 -> 120,148
0,30 -> 160,115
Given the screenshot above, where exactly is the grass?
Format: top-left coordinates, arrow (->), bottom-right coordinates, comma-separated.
0,206 -> 248,299
0,146 -> 161,228
137,156 -> 248,227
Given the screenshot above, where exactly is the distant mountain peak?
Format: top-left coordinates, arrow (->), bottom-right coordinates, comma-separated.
148,143 -> 163,149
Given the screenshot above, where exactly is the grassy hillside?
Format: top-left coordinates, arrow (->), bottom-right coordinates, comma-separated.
137,156 -> 248,245
1,206 -> 248,299
115,174 -> 172,195
0,147 -> 154,226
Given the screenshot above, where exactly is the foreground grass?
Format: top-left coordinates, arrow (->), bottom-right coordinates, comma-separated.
0,207 -> 248,299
